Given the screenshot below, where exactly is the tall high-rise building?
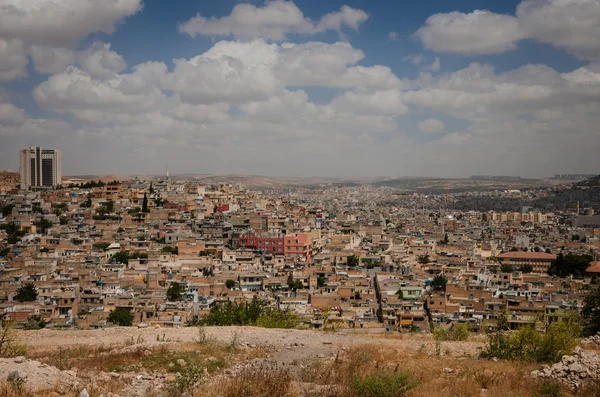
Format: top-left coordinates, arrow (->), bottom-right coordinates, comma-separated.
19,147 -> 62,189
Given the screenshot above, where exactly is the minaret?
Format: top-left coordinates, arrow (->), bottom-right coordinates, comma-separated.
166,165 -> 169,181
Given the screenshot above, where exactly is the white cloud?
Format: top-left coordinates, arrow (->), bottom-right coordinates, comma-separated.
517,0 -> 600,60
78,42 -> 127,79
33,65 -> 166,120
418,118 -> 445,133
178,0 -> 368,41
414,0 -> 600,59
414,10 -> 525,55
15,31 -> 600,177
30,45 -> 75,74
0,39 -> 28,81
330,89 -> 408,117
388,31 -> 399,41
0,103 -> 26,126
0,0 -> 143,47
316,5 -> 369,33
426,57 -> 441,72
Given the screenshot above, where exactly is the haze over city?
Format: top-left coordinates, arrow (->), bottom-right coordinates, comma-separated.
1,0 -> 599,177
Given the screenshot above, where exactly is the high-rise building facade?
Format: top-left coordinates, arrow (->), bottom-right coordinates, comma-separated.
19,147 -> 62,189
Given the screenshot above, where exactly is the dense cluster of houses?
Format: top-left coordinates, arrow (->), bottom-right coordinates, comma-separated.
0,177 -> 599,332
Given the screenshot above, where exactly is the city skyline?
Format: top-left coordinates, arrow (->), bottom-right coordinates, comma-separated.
0,0 -> 599,178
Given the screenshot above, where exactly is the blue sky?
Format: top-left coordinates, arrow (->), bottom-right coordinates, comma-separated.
0,0 -> 599,178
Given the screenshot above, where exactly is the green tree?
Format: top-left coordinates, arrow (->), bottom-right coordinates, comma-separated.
59,216 -> 68,225
518,264 -> 533,273
142,193 -> 149,213
225,279 -> 236,289
112,250 -> 130,264
93,242 -> 110,251
548,253 -> 593,278
417,254 -> 430,264
0,204 -> 14,217
167,282 -> 184,301
317,276 -> 327,288
0,247 -> 9,257
37,217 -> 53,234
582,286 -> 600,337
107,308 -> 133,326
81,195 -> 92,208
396,288 -> 404,299
23,315 -> 47,330
14,283 -> 38,302
347,254 -> 359,267
288,279 -> 304,291
430,274 -> 448,292
161,245 -> 178,254
500,263 -> 514,273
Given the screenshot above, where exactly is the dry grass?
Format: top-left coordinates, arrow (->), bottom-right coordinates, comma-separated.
294,344 -> 580,397
15,336 -> 592,397
211,367 -> 294,397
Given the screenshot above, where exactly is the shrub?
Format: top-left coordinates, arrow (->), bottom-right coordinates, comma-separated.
107,308 -> 134,326
433,323 -> 470,342
164,365 -> 205,397
352,370 -> 417,397
480,317 -> 580,363
199,298 -> 297,328
582,286 -> 600,337
533,382 -> 563,397
0,321 -> 27,357
23,315 -> 46,330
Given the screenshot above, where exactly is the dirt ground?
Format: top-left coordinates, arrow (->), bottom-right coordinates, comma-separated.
18,326 -> 485,364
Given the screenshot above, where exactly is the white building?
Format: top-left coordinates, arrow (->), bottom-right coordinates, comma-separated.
19,147 -> 62,189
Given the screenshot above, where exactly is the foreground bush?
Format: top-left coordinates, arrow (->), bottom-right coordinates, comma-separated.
192,298 -> 297,328
481,318 -> 580,363
352,370 -> 417,397
433,323 -> 470,341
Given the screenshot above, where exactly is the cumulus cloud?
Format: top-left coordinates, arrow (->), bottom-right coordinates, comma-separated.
0,103 -> 26,126
179,0 -> 368,41
418,118 -> 445,133
414,10 -> 525,55
0,39 -> 29,81
388,31 -> 399,41
0,0 -> 143,47
517,0 -> 600,60
0,0 -> 142,81
414,0 -> 600,59
77,42 -> 127,79
30,45 -> 76,74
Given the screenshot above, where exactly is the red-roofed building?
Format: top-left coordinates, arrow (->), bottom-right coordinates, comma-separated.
585,262 -> 600,276
497,252 -> 557,273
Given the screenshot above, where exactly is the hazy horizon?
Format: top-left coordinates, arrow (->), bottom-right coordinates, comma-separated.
1,0 -> 599,178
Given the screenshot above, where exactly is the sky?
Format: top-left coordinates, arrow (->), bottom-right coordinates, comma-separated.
0,0 -> 599,178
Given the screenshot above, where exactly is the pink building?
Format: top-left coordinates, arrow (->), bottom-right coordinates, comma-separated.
284,233 -> 312,262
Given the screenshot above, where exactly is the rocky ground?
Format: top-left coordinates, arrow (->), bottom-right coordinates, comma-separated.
532,346 -> 600,390
3,327 -> 599,397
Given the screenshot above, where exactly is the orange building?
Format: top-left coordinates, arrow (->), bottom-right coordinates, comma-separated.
284,233 -> 312,262
496,252 -> 556,273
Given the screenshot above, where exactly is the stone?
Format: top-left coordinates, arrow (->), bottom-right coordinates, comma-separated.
137,323 -> 149,328
13,356 -> 26,364
176,359 -> 187,368
79,389 -> 90,397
